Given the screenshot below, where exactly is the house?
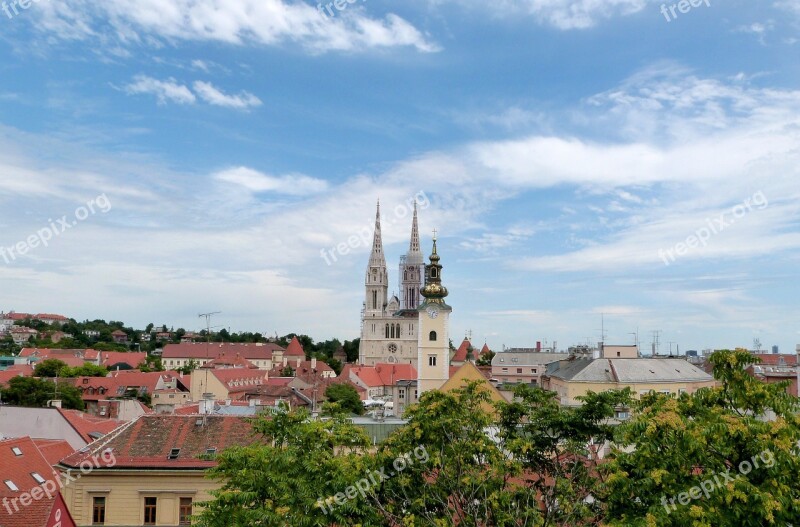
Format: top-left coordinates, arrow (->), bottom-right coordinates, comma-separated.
73,371 -> 189,415
34,314 -> 70,326
747,353 -> 799,397
0,407 -> 120,450
18,348 -> 100,368
0,437 -> 77,527
440,361 -> 506,415
100,352 -> 146,371
343,363 -> 416,401
189,367 -> 268,402
542,356 -> 717,407
161,342 -> 285,371
110,330 -> 129,344
491,351 -> 572,387
57,415 -> 259,527
450,338 -> 478,367
9,327 -> 38,345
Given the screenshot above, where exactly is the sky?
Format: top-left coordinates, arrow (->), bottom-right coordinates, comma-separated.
0,0 -> 798,354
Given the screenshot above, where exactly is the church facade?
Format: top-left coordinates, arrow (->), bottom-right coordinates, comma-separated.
358,201 -> 427,368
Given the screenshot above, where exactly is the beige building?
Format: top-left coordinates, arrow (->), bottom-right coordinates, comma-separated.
417,237 -> 452,395
161,342 -> 286,371
491,351 -> 571,387
543,357 -> 716,407
58,415 -> 257,527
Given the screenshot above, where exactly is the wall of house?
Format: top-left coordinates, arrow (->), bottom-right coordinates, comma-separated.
547,378 -> 718,406
61,470 -> 218,526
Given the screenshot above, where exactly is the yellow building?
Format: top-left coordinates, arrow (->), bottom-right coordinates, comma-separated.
543,357 -> 717,406
57,415 -> 258,526
417,236 -> 452,395
440,361 -> 506,414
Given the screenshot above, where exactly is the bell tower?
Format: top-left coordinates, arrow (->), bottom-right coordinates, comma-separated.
417,231 -> 451,394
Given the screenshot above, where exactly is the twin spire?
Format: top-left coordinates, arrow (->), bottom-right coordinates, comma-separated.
368,200 -> 386,268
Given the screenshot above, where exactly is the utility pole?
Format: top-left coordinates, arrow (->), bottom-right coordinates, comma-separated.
198,312 -> 221,401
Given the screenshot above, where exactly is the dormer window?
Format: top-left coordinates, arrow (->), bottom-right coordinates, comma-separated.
168,448 -> 181,460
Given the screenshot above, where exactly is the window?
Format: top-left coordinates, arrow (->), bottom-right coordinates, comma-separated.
372,291 -> 377,310
92,496 -> 106,525
399,389 -> 405,399
168,448 -> 181,460
517,368 -> 523,374
144,497 -> 157,525
11,447 -> 22,456
429,331 -> 437,341
385,324 -> 390,338
4,480 -> 18,491
502,368 -> 508,373
428,355 -> 437,367
179,497 -> 193,525
31,472 -> 46,484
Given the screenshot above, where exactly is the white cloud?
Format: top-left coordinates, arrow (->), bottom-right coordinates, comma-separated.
34,0 -> 438,54
214,167 -> 329,196
193,82 -> 262,110
123,75 -> 196,105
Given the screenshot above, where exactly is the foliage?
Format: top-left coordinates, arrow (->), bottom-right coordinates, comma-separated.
603,349 -> 800,526
476,350 -> 495,367
280,365 -> 295,377
138,356 -> 165,372
33,359 -> 69,377
65,363 -> 109,377
324,383 -> 365,416
198,408 -> 380,527
0,376 -> 85,410
176,359 -> 199,375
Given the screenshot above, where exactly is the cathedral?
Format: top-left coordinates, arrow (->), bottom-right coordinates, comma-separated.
358,200 -> 450,385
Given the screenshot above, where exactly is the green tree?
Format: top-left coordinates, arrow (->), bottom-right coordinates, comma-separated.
34,359 -> 69,378
0,376 -> 84,410
323,383 -> 364,416
476,350 -> 495,367
198,407 -> 379,527
280,365 -> 295,377
63,364 -> 109,377
603,349 -> 800,526
176,359 -> 199,375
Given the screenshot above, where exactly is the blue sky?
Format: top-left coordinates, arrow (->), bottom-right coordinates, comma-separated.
0,0 -> 798,354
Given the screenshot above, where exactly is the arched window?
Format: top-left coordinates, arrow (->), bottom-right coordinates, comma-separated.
372,291 -> 377,310
396,324 -> 401,338
431,268 -> 438,278
429,331 -> 437,341
385,324 -> 390,338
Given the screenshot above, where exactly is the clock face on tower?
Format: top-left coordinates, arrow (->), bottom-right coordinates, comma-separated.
426,306 -> 439,319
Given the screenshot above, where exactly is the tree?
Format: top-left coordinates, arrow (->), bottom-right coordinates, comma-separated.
63,364 -> 109,377
198,407 -> 379,527
0,376 -> 84,410
176,359 -> 199,375
280,365 -> 295,377
34,359 -> 69,378
476,350 -> 495,367
324,383 -> 364,416
603,349 -> 800,526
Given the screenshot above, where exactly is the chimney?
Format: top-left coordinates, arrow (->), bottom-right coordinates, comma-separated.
536,341 -> 541,352
311,357 -> 317,370
49,400 -> 62,408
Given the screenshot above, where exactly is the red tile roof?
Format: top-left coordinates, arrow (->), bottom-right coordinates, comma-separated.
100,352 -> 146,369
480,343 -> 491,356
0,437 -> 59,493
284,337 -> 306,357
161,342 -> 284,360
344,363 -> 416,388
751,353 -> 797,366
31,439 -> 75,466
199,353 -> 258,370
56,409 -> 122,443
452,338 -> 476,363
0,370 -> 28,387
58,415 -> 260,470
209,369 -> 267,394
73,371 -> 188,402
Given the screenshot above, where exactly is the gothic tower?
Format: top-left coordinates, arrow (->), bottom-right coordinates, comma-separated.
364,201 -> 388,318
399,202 -> 424,311
417,233 -> 452,394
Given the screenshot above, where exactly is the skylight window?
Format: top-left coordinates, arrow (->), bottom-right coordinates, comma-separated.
31,473 -> 46,484
168,448 -> 181,460
4,480 -> 19,491
11,447 -> 22,456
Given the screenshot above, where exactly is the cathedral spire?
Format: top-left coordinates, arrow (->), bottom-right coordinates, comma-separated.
369,200 -> 386,268
407,201 -> 422,262
421,231 -> 448,304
